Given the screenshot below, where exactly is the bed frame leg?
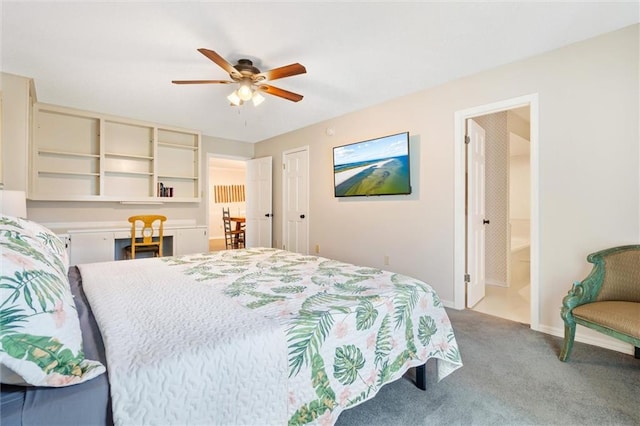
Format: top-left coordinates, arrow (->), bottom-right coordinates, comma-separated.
415,363 -> 427,391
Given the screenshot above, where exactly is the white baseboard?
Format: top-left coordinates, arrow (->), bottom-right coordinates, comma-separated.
486,279 -> 508,287
536,324 -> 634,356
443,308 -> 634,356
441,299 -> 456,309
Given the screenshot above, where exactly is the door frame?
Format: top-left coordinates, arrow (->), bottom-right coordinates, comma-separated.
453,93 -> 540,330
282,146 -> 310,253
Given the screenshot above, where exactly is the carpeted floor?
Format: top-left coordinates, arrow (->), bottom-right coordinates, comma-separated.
335,308 -> 640,425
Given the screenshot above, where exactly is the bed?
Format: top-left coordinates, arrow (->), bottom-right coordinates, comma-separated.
1,215 -> 462,425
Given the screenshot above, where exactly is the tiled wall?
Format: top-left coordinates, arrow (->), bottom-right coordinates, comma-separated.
473,112 -> 508,286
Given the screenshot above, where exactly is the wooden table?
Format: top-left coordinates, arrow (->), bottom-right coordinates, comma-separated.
229,217 -> 245,231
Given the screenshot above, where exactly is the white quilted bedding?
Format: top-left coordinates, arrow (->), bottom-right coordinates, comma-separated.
79,257 -> 289,426
79,248 -> 462,425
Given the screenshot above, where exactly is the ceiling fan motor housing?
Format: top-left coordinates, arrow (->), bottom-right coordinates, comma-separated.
234,59 -> 263,82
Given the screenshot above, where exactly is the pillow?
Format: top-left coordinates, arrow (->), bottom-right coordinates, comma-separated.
15,215 -> 70,273
0,215 -> 105,387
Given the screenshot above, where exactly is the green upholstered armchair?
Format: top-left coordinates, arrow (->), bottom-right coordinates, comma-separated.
559,245 -> 640,361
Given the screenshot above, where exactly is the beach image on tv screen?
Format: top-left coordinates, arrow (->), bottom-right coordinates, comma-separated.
333,133 -> 410,196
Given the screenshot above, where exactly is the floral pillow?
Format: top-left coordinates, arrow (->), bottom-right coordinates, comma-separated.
0,215 -> 105,387
15,215 -> 70,273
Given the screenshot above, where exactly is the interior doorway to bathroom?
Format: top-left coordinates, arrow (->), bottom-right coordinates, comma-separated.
452,92 -> 539,330
468,106 -> 531,324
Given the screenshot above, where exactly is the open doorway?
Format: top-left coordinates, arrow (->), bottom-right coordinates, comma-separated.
207,156 -> 247,252
468,107 -> 531,324
453,93 -> 540,330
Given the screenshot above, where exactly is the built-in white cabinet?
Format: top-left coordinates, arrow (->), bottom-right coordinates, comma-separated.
175,227 -> 208,256
69,231 -> 114,264
31,103 -> 201,202
67,225 -> 208,265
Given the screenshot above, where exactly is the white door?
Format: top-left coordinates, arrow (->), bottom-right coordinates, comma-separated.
283,147 -> 309,254
467,119 -> 487,307
245,156 -> 272,247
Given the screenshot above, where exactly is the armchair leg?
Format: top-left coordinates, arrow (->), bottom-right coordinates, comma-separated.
559,324 -> 575,362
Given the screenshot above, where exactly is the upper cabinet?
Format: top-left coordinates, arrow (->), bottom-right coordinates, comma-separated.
30,103 -> 201,202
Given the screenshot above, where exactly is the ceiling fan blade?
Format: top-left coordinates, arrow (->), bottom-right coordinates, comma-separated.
256,63 -> 306,82
172,79 -> 234,85
258,84 -> 304,102
197,48 -> 241,79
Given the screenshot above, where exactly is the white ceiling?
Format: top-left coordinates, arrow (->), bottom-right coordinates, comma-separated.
2,2 -> 638,143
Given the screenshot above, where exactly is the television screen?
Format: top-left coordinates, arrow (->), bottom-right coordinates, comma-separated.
333,132 -> 411,197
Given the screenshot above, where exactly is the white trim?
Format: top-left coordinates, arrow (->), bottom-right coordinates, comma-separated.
486,279 -> 508,288
537,324 -> 635,357
453,93 -> 540,332
440,299 -> 455,309
44,219 -> 198,232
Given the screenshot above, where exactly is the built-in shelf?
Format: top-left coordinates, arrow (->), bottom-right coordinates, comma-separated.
30,103 -> 201,202
38,170 -> 100,177
158,142 -> 198,150
105,170 -> 154,176
158,174 -> 198,180
39,149 -> 100,158
105,152 -> 154,160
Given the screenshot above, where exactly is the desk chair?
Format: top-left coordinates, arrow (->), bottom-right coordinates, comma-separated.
123,215 -> 167,259
222,208 -> 245,249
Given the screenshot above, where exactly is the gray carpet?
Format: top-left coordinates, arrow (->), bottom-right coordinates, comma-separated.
335,308 -> 640,425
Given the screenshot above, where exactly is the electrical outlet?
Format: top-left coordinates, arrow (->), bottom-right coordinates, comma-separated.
315,244 -> 320,254
384,255 -> 390,265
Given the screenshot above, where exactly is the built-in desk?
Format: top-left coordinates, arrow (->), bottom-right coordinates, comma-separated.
63,225 -> 207,265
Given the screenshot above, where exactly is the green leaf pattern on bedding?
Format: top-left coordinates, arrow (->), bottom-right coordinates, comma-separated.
2,333 -> 87,376
164,248 -> 462,425
0,215 -> 105,386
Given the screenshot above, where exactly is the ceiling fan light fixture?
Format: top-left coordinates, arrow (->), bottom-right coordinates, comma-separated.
252,91 -> 265,107
237,82 -> 253,101
227,90 -> 242,106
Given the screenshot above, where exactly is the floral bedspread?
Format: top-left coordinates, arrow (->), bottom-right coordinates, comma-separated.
163,248 -> 462,425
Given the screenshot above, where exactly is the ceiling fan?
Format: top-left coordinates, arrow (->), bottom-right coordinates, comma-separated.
172,48 -> 306,106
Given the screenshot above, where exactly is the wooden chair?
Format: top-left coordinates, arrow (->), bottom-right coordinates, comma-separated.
222,208 -> 244,249
559,245 -> 640,361
123,215 -> 167,259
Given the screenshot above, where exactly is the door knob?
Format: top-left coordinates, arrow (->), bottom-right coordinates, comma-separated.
265,213 -> 273,217
300,214 -> 305,219
483,219 -> 490,224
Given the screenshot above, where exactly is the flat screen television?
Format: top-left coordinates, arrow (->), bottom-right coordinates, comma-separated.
333,131 -> 411,197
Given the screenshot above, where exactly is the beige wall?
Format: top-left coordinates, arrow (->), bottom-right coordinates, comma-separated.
254,25 -> 639,339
